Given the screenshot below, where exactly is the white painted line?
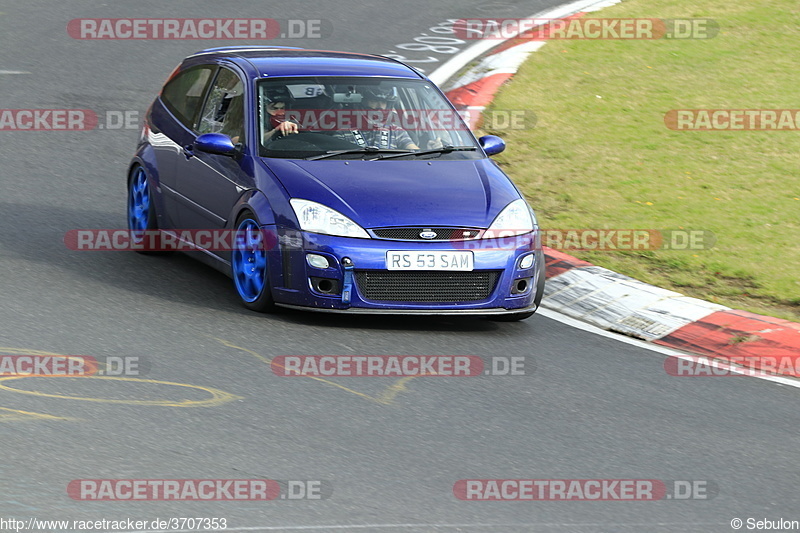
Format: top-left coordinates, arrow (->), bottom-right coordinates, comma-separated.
429,0 -> 622,86
537,307 -> 800,388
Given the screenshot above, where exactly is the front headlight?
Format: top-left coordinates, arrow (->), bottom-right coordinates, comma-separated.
487,199 -> 534,236
290,199 -> 370,239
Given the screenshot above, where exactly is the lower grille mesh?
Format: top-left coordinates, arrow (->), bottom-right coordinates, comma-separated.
354,270 -> 500,302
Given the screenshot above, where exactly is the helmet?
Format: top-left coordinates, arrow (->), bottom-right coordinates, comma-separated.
265,85 -> 294,104
360,86 -> 397,104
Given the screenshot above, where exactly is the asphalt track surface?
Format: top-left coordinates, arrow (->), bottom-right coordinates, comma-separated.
0,1 -> 798,532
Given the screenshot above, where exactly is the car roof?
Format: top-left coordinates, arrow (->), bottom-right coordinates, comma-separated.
186,47 -> 425,80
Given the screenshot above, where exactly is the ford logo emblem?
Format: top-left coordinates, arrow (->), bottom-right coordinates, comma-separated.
419,230 -> 437,240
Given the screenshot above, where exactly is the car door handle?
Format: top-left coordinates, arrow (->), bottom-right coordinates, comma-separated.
182,144 -> 194,158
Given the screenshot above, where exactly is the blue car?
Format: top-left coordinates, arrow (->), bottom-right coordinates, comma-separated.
127,46 -> 545,320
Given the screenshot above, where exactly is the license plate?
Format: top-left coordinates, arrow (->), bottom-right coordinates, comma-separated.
386,251 -> 474,271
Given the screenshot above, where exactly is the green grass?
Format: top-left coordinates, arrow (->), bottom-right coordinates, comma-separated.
487,0 -> 800,320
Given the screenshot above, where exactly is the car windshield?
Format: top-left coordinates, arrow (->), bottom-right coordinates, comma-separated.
257,77 -> 482,160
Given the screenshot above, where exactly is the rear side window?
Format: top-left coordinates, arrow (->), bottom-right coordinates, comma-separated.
197,67 -> 245,143
161,65 -> 215,129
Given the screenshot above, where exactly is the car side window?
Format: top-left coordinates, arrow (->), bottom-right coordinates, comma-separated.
161,65 -> 215,129
197,67 -> 245,143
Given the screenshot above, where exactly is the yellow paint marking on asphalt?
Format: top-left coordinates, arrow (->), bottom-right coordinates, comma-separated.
213,337 -> 271,365
0,407 -> 74,423
212,336 -> 386,404
212,337 -> 420,405
0,348 -> 82,421
0,376 -> 242,407
375,376 -> 419,404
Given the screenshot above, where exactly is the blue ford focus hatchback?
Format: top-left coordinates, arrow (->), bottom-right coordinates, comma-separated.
127,46 -> 545,320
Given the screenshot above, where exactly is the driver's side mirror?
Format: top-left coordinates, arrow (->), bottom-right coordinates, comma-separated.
479,135 -> 506,156
195,133 -> 239,156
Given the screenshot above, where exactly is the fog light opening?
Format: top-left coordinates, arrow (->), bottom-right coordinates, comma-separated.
317,279 -> 334,293
310,277 -> 340,295
511,277 -> 531,295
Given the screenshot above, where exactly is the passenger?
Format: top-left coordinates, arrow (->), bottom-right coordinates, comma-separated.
335,86 -> 445,150
344,87 -> 419,150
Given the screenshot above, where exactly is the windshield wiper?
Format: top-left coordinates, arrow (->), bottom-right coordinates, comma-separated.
305,147 -> 412,161
371,145 -> 478,160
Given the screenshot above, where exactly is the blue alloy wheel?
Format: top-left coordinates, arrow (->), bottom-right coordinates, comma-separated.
128,166 -> 150,238
232,215 -> 275,312
127,166 -> 164,255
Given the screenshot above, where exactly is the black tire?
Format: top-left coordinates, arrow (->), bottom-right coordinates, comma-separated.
532,248 -> 546,308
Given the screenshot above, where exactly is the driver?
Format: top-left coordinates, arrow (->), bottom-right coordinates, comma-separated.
263,86 -> 299,141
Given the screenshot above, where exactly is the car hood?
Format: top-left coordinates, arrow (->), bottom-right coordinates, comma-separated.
261,158 -> 522,228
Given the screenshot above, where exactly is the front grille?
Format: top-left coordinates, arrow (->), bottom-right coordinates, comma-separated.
354,270 -> 500,302
371,227 -> 481,241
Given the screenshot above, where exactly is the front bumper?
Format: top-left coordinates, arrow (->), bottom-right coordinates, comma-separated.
275,303 -> 538,315
269,229 -> 543,313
